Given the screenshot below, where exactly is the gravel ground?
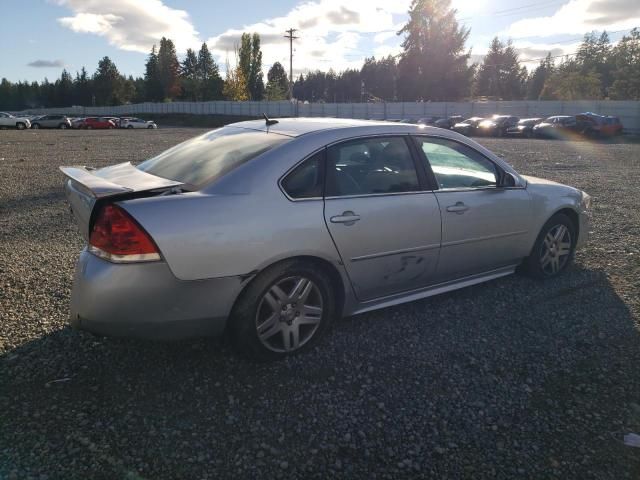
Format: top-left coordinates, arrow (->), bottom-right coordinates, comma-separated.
1,128 -> 639,479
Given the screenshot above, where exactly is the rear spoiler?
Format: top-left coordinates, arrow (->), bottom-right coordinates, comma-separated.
59,166 -> 132,198
59,162 -> 183,199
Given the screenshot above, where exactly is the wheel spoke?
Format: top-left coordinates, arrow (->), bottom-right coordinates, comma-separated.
544,234 -> 554,249
291,278 -> 312,302
551,256 -> 560,273
558,242 -> 571,256
302,305 -> 322,316
553,225 -> 566,241
269,285 -> 288,303
540,250 -> 552,267
258,314 -> 281,340
263,291 -> 280,312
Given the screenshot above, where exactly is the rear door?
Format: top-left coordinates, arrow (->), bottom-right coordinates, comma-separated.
323,136 -> 442,301
413,136 -> 532,282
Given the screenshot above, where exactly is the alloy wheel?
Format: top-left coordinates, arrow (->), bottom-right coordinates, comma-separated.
539,224 -> 572,275
255,276 -> 323,353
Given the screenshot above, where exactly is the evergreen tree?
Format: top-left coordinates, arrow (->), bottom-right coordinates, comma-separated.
265,62 -> 288,100
609,28 -> 640,100
74,67 -> 92,106
157,37 -> 181,100
197,43 -> 224,100
144,45 -> 163,101
526,53 -> 554,100
361,56 -> 398,101
181,48 -> 200,100
54,69 -> 74,106
93,56 -> 122,106
474,38 -> 526,100
397,0 -> 473,101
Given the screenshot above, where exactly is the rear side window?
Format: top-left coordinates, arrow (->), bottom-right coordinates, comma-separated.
137,127 -> 291,188
281,151 -> 324,199
326,137 -> 420,197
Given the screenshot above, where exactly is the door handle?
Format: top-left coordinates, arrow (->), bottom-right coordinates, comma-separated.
446,202 -> 469,214
330,211 -> 361,225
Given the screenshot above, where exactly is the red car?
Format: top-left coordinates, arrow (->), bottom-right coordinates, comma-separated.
81,117 -> 117,129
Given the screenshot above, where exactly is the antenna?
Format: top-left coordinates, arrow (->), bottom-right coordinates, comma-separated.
263,113 -> 279,126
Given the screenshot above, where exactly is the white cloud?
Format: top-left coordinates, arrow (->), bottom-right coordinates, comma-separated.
55,0 -> 201,53
206,0 -> 413,76
504,0 -> 640,38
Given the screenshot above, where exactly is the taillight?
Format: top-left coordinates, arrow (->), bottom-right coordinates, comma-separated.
89,204 -> 160,263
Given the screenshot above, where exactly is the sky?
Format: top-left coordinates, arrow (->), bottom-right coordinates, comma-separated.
1,0 -> 639,82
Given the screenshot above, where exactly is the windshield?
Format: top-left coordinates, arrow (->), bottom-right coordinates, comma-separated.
137,126 -> 291,188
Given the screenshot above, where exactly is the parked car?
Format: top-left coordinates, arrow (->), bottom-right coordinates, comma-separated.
478,115 -> 520,137
0,112 -> 31,130
70,117 -> 86,129
435,115 -> 464,129
80,117 -> 117,129
31,114 -> 72,129
506,118 -> 543,138
451,117 -> 484,136
120,117 -> 158,129
576,112 -> 623,137
60,118 -> 590,360
533,116 -> 591,138
417,117 -> 441,126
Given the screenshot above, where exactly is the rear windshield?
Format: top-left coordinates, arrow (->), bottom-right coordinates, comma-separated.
136,127 -> 291,188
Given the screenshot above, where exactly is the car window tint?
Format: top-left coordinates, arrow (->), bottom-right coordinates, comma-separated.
326,137 -> 419,196
416,138 -> 497,190
137,126 -> 291,188
282,151 -> 323,199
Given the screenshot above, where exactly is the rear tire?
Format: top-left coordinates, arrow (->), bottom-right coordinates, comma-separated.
59,123 -> 68,129
229,260 -> 336,362
127,125 -> 134,129
522,213 -> 576,279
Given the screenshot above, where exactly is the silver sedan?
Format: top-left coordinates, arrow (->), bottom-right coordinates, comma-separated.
61,118 -> 591,360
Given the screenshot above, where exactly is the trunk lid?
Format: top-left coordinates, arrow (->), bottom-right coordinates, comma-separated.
60,162 -> 183,240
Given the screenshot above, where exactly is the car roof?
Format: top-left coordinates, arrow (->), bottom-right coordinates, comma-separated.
228,117 -> 416,137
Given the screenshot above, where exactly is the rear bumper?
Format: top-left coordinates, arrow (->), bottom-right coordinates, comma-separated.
70,249 -> 246,340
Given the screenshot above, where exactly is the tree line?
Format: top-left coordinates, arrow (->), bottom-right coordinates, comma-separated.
1,0 -> 639,110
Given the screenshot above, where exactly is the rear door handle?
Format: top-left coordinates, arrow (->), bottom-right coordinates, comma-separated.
330,211 -> 361,225
446,202 -> 469,214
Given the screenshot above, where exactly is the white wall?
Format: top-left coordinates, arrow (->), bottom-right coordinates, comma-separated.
19,100 -> 640,133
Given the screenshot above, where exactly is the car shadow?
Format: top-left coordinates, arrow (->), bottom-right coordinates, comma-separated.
2,266 -> 640,478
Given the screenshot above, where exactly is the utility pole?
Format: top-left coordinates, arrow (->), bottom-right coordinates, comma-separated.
284,28 -> 298,100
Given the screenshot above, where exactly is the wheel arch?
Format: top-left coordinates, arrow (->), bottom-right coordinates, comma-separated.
228,255 -> 348,330
550,207 -> 579,239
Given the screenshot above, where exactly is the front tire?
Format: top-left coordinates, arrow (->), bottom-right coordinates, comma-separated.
229,260 -> 336,361
16,122 -> 26,130
522,213 -> 576,279
59,123 -> 68,129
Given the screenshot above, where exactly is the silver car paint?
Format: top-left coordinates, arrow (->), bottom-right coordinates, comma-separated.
63,119 -> 589,338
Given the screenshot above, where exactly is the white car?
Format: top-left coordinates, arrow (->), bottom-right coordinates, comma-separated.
120,117 -> 157,129
0,112 -> 31,130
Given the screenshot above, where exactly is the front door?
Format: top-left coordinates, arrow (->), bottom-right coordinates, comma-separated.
413,136 -> 532,282
323,136 -> 442,301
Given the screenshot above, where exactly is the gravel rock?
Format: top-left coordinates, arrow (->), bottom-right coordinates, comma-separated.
1,130 -> 639,479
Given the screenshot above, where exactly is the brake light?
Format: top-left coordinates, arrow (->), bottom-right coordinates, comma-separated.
89,204 -> 160,263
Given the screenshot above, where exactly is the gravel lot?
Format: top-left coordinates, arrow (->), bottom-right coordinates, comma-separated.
1,128 -> 639,479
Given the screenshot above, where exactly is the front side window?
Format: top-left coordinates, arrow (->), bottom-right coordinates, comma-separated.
326,137 -> 420,197
137,126 -> 291,188
415,137 -> 498,190
281,151 -> 323,199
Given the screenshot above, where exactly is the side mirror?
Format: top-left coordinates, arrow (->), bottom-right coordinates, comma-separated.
499,171 -> 518,188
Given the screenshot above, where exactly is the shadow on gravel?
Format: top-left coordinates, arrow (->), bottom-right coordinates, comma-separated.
1,267 -> 640,479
